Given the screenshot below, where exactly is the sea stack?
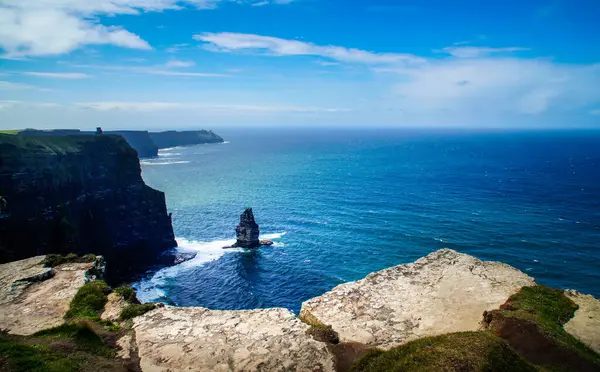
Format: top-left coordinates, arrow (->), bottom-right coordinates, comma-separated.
228,208 -> 273,248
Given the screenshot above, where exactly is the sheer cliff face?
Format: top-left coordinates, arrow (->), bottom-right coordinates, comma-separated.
0,134 -> 176,282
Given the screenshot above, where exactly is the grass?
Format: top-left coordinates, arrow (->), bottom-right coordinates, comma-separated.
33,322 -> 114,357
0,130 -> 20,135
0,336 -> 79,372
114,286 -> 137,303
119,303 -> 157,320
42,253 -> 96,268
65,281 -> 111,321
350,332 -> 536,372
487,285 -> 600,365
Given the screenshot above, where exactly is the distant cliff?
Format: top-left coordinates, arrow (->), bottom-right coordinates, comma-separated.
18,129 -> 225,158
18,129 -> 159,158
0,134 -> 176,282
149,130 -> 224,149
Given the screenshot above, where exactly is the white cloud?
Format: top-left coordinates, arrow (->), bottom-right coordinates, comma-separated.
0,1 -> 297,57
165,59 -> 196,68
440,46 -> 530,58
76,101 -> 347,113
22,72 -> 91,79
194,32 -> 424,65
0,81 -> 38,89
387,58 -> 600,116
71,63 -> 227,77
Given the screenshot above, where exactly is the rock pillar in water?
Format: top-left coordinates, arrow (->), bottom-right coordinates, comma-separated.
235,208 -> 260,248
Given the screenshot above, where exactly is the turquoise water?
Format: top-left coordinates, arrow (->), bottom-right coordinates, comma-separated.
135,129 -> 600,313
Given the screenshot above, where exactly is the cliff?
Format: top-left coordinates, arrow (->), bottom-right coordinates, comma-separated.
149,130 -> 224,149
18,129 -> 159,158
0,134 -> 176,282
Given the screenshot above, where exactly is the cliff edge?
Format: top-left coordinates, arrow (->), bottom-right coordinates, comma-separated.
0,134 -> 176,282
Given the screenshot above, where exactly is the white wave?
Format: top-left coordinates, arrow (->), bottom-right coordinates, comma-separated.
221,141 -> 231,144
158,152 -> 182,157
134,233 -> 286,303
141,160 -> 191,166
159,146 -> 185,151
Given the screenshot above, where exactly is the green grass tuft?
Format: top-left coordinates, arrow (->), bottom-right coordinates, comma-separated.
42,253 -> 96,268
114,285 -> 137,303
119,303 -> 157,320
65,281 -> 110,321
350,332 -> 536,372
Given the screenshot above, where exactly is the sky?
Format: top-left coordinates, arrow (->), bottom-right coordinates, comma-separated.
0,0 -> 599,130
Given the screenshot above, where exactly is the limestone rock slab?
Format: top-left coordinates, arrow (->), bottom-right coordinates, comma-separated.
102,292 -> 128,322
0,256 -> 96,335
564,290 -> 600,354
133,306 -> 335,372
300,249 -> 535,349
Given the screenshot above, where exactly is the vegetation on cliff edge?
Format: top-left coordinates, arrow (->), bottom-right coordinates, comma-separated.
350,332 -> 535,372
43,253 -> 96,268
65,281 -> 111,321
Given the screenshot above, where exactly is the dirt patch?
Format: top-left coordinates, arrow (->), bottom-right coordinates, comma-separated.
328,342 -> 373,372
306,325 -> 373,372
487,311 -> 599,371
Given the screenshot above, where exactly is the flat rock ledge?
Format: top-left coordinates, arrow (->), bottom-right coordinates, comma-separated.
300,249 -> 535,349
0,255 -> 98,335
129,306 -> 335,372
564,290 -> 600,354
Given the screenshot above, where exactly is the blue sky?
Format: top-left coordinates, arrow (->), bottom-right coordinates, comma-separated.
0,0 -> 599,129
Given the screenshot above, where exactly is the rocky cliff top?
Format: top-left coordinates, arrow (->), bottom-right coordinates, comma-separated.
1,249 -> 599,371
300,249 -> 536,349
0,255 -> 101,335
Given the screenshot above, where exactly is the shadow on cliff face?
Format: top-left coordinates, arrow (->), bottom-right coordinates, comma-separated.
0,134 -> 177,284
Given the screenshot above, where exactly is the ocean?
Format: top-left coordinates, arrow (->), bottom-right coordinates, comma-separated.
134,129 -> 600,313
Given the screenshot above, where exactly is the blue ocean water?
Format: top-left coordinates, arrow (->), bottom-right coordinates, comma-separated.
135,129 -> 600,313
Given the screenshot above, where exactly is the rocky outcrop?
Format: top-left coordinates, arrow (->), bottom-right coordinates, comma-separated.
149,130 -> 224,149
235,208 -> 260,248
565,290 -> 600,354
0,134 -> 176,282
127,306 -> 335,372
300,249 -> 535,349
227,208 -> 273,248
0,255 -> 102,335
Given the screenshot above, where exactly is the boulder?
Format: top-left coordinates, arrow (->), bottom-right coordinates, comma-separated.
300,249 -> 536,349
129,306 -> 335,371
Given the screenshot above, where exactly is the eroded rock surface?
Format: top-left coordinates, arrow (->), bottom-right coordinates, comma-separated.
101,292 -> 128,322
0,256 -> 97,335
564,290 -> 600,354
132,306 -> 335,372
300,249 -> 535,349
